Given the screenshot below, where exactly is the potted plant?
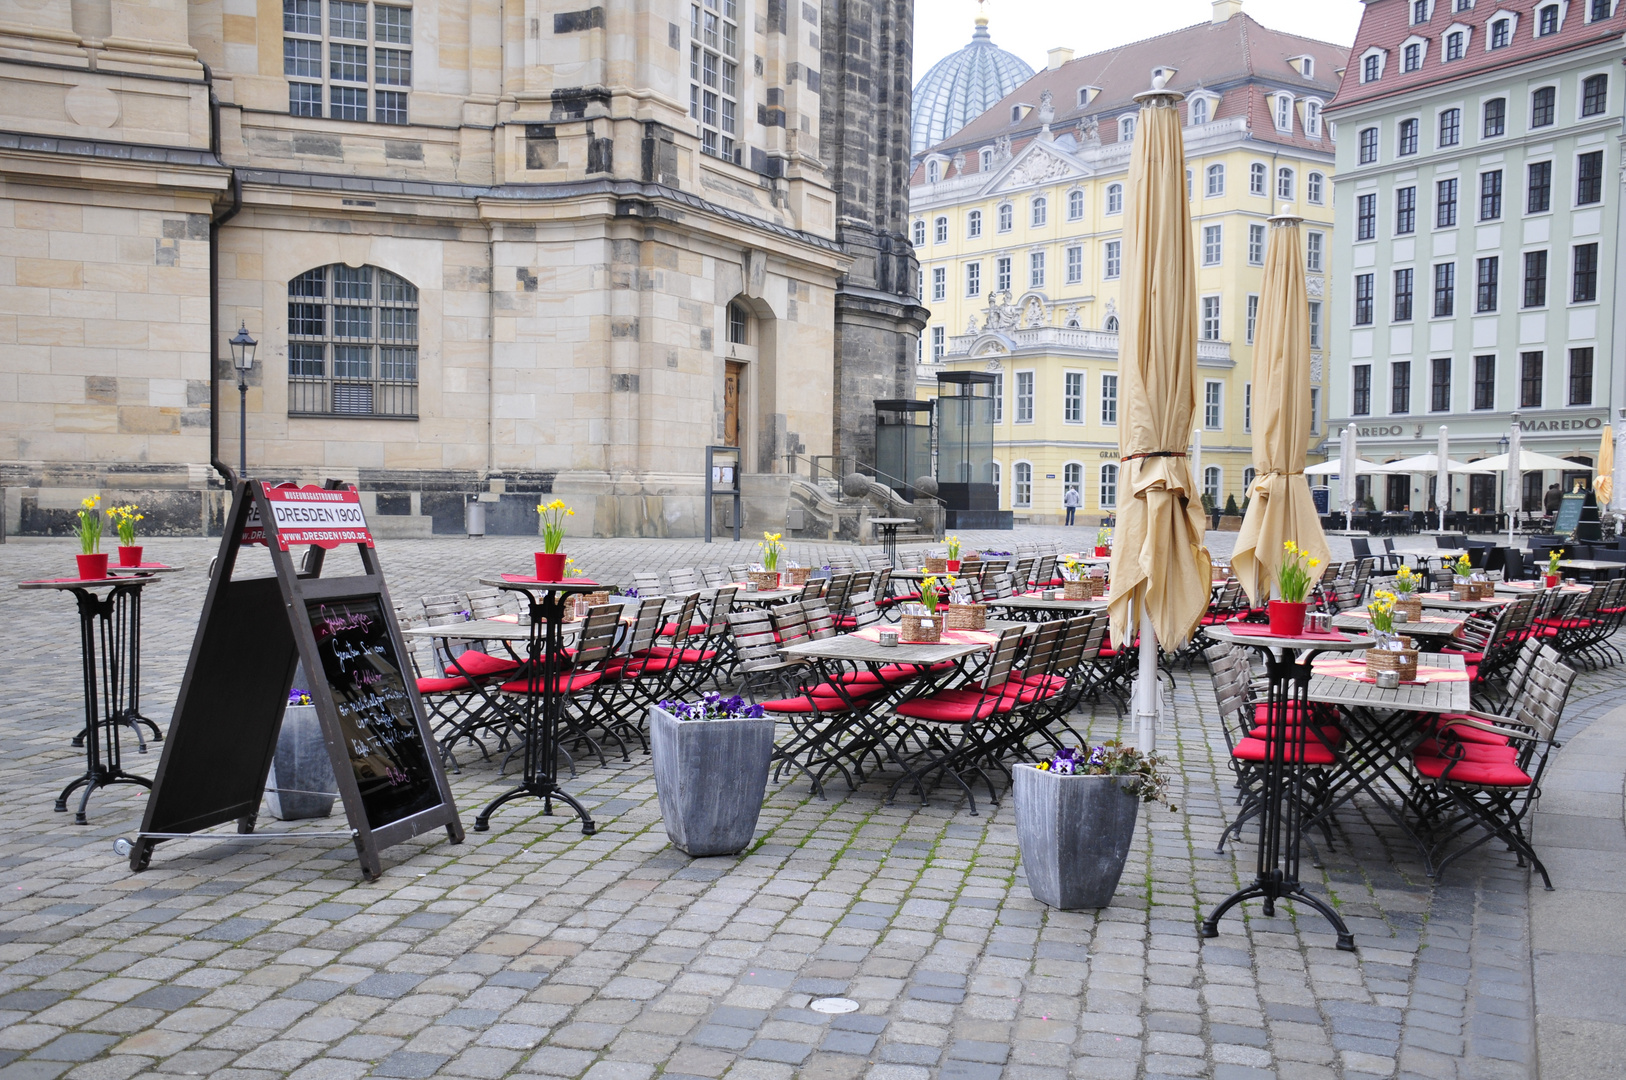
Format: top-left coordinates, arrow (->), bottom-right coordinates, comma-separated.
1269,541 -> 1319,637
108,503 -> 145,567
267,686 -> 337,820
1391,565 -> 1422,621
1545,549 -> 1563,589
945,535 -> 962,573
1363,590 -> 1417,680
1014,741 -> 1175,909
903,574 -> 947,642
750,532 -> 785,590
534,499 -> 574,580
1219,494 -> 1244,532
76,494 -> 106,579
649,694 -> 774,857
1094,527 -> 1112,558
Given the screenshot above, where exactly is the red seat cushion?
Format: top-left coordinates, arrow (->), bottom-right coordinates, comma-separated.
417,675 -> 472,693
644,646 -> 718,663
1012,673 -> 1067,692
1536,618 -> 1591,631
602,657 -> 678,678
1231,737 -> 1338,765
1442,650 -> 1485,663
894,695 -> 1003,722
446,650 -> 520,677
1248,724 -> 1344,744
1430,716 -> 1513,745
1412,755 -> 1532,785
1414,738 -> 1517,762
761,690 -> 871,713
660,622 -> 710,638
498,671 -> 602,694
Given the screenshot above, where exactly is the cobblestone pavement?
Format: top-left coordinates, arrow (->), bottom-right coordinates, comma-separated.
0,531 -> 1608,1080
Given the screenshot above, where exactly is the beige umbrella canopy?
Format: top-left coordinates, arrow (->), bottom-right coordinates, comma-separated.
1231,213 -> 1330,607
1107,76 -> 1213,694
1597,428 -> 1614,507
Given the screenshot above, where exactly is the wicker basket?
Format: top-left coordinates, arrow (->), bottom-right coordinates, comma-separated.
1064,579 -> 1103,600
1365,639 -> 1419,682
783,567 -> 812,586
1471,581 -> 1495,600
901,611 -> 944,643
944,603 -> 987,631
1393,596 -> 1422,621
747,570 -> 781,591
923,557 -> 948,574
960,552 -> 981,565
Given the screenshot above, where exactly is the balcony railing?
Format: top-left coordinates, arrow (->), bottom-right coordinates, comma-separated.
943,326 -> 1232,365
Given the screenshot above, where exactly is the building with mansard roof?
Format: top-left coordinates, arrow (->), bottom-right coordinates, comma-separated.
908,0 -> 1346,525
0,0 -> 926,538
910,12 -> 1035,154
1324,0 -> 1622,519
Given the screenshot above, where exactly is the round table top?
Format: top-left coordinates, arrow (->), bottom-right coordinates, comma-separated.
869,518 -> 916,526
479,576 -> 613,594
19,573 -> 161,591
108,562 -> 186,575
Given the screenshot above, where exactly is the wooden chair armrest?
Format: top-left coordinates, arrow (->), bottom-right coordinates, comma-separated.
1437,713 -> 1536,742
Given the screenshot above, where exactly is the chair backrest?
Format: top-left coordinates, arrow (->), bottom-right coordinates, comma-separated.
1011,557 -> 1036,592
572,607 -> 623,669
1052,614 -> 1096,672
978,626 -> 1029,690
704,587 -> 737,636
701,565 -> 732,588
1510,647 -> 1576,746
625,596 -> 667,655
1204,643 -> 1254,748
1502,547 -> 1527,580
1017,620 -> 1067,680
666,593 -> 701,645
802,599 -> 838,640
667,568 -> 699,592
772,602 -> 810,649
727,563 -> 751,581
1436,534 -> 1466,549
850,570 -> 875,598
871,566 -> 893,601
865,551 -> 892,570
798,580 -> 825,601
1033,554 -> 1057,588
985,572 -> 1016,600
727,609 -> 788,671
632,572 -> 662,594
899,548 -> 923,570
465,587 -> 509,621
846,591 -> 883,630
1351,537 -> 1372,559
422,593 -> 467,621
824,572 -> 855,615
826,553 -> 855,570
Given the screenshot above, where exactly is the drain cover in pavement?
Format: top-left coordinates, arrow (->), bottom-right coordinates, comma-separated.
810,998 -> 860,1014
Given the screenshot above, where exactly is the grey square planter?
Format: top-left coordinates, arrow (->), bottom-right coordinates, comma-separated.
649,705 -> 775,857
266,704 -> 338,821
1013,764 -> 1140,909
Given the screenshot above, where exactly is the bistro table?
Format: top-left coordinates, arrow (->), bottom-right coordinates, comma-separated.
1556,559 -> 1623,581
1306,652 -> 1471,871
1201,623 -> 1373,951
1417,591 -> 1509,614
985,591 -> 1110,620
472,576 -> 608,833
1495,580 -> 1591,597
19,571 -> 165,823
1333,609 -> 1466,644
870,518 -> 915,567
92,561 -> 185,752
775,622 -> 1031,796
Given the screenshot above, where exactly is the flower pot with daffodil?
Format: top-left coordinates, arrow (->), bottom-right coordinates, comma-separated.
1363,590 -> 1418,678
902,574 -> 948,642
108,504 -> 146,567
533,499 -> 574,580
945,535 -> 962,573
1094,527 -> 1112,558
1268,541 -> 1321,637
748,533 -> 785,590
1390,565 -> 1423,621
76,495 -> 107,579
1060,556 -> 1099,599
1545,549 -> 1564,589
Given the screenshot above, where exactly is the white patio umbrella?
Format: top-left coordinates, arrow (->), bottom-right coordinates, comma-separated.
1340,423 -> 1358,524
1304,458 -> 1383,476
1437,426 -> 1450,532
1506,419 -> 1521,547
1473,449 -> 1595,473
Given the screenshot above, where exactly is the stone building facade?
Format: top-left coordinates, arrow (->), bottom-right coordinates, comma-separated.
0,0 -> 923,537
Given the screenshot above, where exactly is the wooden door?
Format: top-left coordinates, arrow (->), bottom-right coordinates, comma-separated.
723,362 -> 744,447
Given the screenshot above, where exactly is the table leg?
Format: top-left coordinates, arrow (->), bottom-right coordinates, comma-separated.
1202,645 -> 1356,951
56,586 -> 153,824
474,589 -> 596,835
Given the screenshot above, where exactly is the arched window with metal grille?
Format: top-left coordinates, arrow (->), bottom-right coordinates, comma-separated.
288,264 -> 419,416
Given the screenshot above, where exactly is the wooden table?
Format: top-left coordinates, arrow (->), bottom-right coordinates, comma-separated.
1556,559 -> 1624,581
1333,611 -> 1465,642
1202,625 -> 1372,952
985,593 -> 1110,619
1417,591 -> 1509,613
1495,580 -> 1591,596
1308,651 -> 1470,872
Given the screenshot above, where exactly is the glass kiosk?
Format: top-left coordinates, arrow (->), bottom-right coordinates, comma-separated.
873,400 -> 935,501
936,372 -> 1010,529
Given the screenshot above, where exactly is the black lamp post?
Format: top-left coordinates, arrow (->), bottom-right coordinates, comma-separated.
229,323 -> 258,480
1497,433 -> 1510,527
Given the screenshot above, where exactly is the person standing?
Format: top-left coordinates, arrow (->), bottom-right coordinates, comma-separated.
1544,483 -> 1562,517
1063,486 -> 1081,526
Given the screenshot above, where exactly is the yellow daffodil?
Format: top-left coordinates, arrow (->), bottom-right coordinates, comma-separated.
536,499 -> 573,553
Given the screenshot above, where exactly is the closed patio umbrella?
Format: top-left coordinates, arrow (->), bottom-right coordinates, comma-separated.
1437,426 -> 1450,532
1340,424 -> 1359,525
1106,74 -> 1212,753
1231,211 -> 1328,607
1506,419 -> 1522,547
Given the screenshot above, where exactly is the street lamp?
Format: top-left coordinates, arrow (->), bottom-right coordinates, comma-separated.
229,323 -> 258,480
1497,433 -> 1510,526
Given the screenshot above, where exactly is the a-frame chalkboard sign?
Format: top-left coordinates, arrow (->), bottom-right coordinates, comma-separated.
128,478 -> 463,879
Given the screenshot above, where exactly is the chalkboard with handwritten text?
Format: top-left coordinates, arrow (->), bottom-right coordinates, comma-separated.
306,595 -> 443,830
1554,493 -> 1585,539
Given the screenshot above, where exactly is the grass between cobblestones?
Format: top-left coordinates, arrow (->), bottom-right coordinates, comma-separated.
0,532 -> 1571,1080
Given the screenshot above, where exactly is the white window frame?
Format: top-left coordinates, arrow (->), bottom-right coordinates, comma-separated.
1106,184 -> 1123,215
1307,172 -> 1325,204
967,209 -> 982,238
1065,245 -> 1083,284
1203,379 -> 1224,430
1274,93 -> 1294,132
934,216 -> 948,244
1030,196 -> 1048,228
1200,294 -> 1222,341
1306,230 -> 1325,272
1203,466 -> 1222,502
965,261 -> 981,298
1246,296 -> 1260,345
1308,300 -> 1322,348
1206,164 -> 1226,197
1063,370 -> 1084,424
1100,373 -> 1118,425
1361,47 -> 1387,83
1067,189 -> 1084,221
1535,2 -> 1564,36
1244,381 -> 1253,432
1488,13 -> 1516,49
931,267 -> 946,302
1098,463 -> 1118,509
1248,223 -> 1266,266
1588,0 -> 1615,21
997,203 -> 1014,232
1310,387 -> 1322,434
1064,462 -> 1083,501
1444,23 -> 1472,60
1250,162 -> 1267,196
1104,240 -> 1122,280
1411,0 -> 1434,25
1029,250 -> 1046,289
1401,36 -> 1426,73
1118,114 -> 1137,142
930,325 -> 946,360
1203,224 -> 1224,266
1015,370 -> 1035,424
996,256 -> 1012,293
1304,99 -> 1323,138
1277,167 -> 1295,201
1013,461 -> 1033,508
911,219 -> 925,247
991,373 -> 1003,423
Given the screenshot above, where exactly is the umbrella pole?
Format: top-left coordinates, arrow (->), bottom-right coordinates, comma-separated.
1135,606 -> 1158,754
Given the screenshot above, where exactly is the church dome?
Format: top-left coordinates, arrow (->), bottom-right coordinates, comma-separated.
911,15 -> 1035,154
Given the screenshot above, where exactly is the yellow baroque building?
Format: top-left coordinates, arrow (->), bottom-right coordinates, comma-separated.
909,3 -> 1347,525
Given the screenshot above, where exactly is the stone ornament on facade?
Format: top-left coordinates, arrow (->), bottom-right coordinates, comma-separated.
982,290 -> 1022,330
1022,296 -> 1047,328
1305,276 -> 1324,297
1000,145 -> 1082,189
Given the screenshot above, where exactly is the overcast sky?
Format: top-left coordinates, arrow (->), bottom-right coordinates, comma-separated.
914,0 -> 1365,82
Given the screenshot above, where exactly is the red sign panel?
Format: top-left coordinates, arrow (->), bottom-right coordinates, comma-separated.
260,484 -> 374,550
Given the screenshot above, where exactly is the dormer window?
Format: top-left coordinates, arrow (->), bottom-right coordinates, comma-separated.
1412,0 -> 1432,23
1077,85 -> 1101,108
1455,0 -> 1474,9
1589,0 -> 1614,21
1304,99 -> 1323,137
1119,115 -> 1136,142
1537,3 -> 1560,35
1490,16 -> 1512,48
1274,93 -> 1294,131
1301,56 -> 1314,79
1010,104 -> 1023,123
980,148 -> 993,171
1361,48 -> 1385,83
1191,97 -> 1209,125
1402,37 -> 1426,72
1444,27 -> 1468,59
927,160 -> 941,183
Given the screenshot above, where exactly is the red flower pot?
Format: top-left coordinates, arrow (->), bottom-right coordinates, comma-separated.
534,552 -> 568,581
76,553 -> 109,580
1544,573 -> 1561,589
946,559 -> 962,573
1094,546 -> 1110,558
1268,600 -> 1308,637
117,545 -> 143,567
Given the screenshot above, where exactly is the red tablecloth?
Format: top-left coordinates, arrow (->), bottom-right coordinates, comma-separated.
852,625 -> 999,647
1312,657 -> 1470,684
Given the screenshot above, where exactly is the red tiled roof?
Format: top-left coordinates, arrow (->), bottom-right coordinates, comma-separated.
913,14 -> 1347,165
1329,0 -> 1625,112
